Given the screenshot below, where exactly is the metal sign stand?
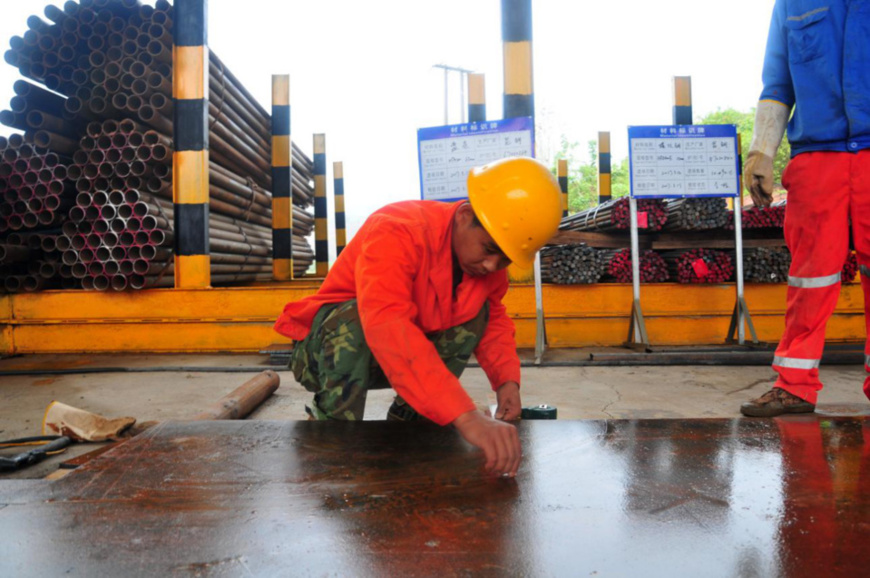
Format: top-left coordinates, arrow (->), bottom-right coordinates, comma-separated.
626,124 -> 758,349
625,197 -> 650,349
533,251 -> 547,365
727,190 -> 759,344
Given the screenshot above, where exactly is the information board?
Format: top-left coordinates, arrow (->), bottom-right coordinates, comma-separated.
628,125 -> 740,199
417,116 -> 534,202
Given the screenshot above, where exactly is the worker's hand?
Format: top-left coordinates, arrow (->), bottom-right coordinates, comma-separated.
494,381 -> 521,421
744,100 -> 789,209
743,150 -> 775,208
453,410 -> 521,477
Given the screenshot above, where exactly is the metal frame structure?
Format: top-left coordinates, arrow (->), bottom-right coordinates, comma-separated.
0,283 -> 862,355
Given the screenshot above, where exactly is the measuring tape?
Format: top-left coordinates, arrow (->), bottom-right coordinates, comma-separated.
521,404 -> 558,420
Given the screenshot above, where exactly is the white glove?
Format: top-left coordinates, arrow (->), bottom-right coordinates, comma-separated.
744,100 -> 789,207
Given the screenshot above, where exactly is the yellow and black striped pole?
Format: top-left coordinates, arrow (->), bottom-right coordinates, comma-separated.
313,134 -> 328,277
334,161 -> 346,257
501,0 -> 533,121
271,74 -> 292,280
672,76 -> 692,125
557,159 -> 568,218
598,131 -> 612,204
172,0 -> 209,289
468,73 -> 486,123
502,0 -> 535,282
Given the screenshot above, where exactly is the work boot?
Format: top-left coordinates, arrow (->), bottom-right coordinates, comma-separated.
740,387 -> 815,417
386,395 -> 432,423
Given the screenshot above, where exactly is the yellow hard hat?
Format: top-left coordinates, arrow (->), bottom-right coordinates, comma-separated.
467,156 -> 563,269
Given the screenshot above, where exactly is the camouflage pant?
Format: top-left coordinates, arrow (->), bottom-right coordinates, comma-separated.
290,299 -> 489,421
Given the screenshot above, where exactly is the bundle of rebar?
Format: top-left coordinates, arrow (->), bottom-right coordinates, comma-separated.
601,248 -> 669,283
1,0 -> 317,290
726,200 -> 787,229
663,198 -> 729,231
742,247 -> 790,283
539,244 -> 606,284
842,251 -> 858,283
662,248 -> 734,284
560,197 -> 667,233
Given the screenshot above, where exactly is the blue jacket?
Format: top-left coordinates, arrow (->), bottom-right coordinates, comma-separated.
761,0 -> 870,155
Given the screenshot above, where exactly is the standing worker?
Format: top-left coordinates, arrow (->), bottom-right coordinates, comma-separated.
274,157 -> 563,476
741,1 -> 870,417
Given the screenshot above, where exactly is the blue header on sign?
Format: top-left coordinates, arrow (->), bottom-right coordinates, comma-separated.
628,124 -> 741,199
417,117 -> 535,202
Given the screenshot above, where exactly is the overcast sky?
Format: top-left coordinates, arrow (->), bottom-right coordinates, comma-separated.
1,0 -> 774,256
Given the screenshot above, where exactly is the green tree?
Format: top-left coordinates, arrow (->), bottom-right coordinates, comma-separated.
551,136 -> 599,212
611,156 -> 629,199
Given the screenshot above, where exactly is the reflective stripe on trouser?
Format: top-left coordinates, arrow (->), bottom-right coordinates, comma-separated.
772,152 -> 856,405
290,299 -> 489,420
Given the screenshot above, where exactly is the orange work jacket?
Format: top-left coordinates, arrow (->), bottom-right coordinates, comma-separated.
274,200 -> 521,425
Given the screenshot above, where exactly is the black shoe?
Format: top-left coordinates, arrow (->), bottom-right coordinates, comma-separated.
386,396 -> 429,422
740,388 -> 815,417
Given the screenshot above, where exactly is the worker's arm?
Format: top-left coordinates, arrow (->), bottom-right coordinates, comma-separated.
356,218 -> 476,425
745,1 -> 792,207
473,273 -> 523,420
356,219 -> 521,476
494,381 -> 521,421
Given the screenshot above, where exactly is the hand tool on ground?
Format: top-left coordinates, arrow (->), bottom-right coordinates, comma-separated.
0,435 -> 72,471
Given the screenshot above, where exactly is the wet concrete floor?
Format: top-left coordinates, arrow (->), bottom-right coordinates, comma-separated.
1,417 -> 869,577
1,352 -> 870,479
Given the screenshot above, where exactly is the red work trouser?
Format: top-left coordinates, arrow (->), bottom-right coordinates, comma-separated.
774,150 -> 870,404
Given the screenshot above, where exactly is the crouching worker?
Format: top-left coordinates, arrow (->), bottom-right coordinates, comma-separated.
274,157 -> 563,477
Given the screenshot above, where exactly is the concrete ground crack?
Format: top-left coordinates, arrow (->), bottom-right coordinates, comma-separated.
726,375 -> 776,395
600,383 -> 622,419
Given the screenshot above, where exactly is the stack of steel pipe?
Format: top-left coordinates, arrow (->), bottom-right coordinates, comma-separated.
0,136 -> 75,234
0,79 -> 83,156
726,200 -> 787,230
662,248 -> 734,284
539,244 -> 606,284
601,248 -> 669,283
0,230 -> 77,292
0,135 -> 79,291
560,197 -> 668,233
742,247 -> 790,284
59,119 -> 312,290
59,184 -> 283,291
3,0 -> 317,288
663,198 -> 729,231
842,251 -> 858,284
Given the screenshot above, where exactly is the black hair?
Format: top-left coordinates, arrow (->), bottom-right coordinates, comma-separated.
467,203 -> 483,228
